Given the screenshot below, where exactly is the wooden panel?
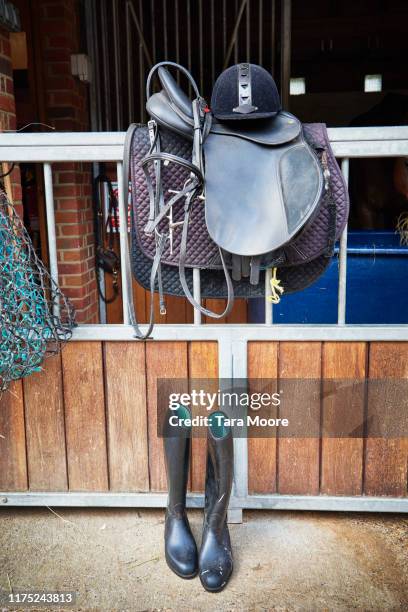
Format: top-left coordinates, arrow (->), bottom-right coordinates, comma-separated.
247,342 -> 279,494
146,342 -> 189,491
23,355 -> 68,491
365,343 -> 408,497
204,299 -> 227,325
62,342 -> 109,491
0,381 -> 27,490
165,296 -> 193,324
104,342 -> 149,491
132,280 -> 147,324
227,299 -> 247,323
189,342 -> 218,492
203,299 -> 247,324
278,342 -> 321,495
321,343 -> 366,495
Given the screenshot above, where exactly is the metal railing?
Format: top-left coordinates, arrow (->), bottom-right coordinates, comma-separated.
1,125 -> 408,340
1,126 -> 408,514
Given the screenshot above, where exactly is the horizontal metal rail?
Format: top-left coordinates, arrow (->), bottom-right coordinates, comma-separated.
72,323 -> 408,342
0,126 -> 408,161
1,492 -> 407,513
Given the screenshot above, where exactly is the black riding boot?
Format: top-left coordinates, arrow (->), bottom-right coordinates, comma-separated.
163,405 -> 198,579
199,411 -> 234,592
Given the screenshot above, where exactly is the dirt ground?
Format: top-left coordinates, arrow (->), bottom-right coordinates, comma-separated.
0,507 -> 407,611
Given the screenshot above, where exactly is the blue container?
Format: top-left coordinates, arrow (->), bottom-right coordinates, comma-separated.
249,231 -> 408,324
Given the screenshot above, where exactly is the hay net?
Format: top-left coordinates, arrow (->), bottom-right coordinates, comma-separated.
0,188 -> 76,392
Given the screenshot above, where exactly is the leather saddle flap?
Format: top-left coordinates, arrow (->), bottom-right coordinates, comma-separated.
203,127 -> 324,256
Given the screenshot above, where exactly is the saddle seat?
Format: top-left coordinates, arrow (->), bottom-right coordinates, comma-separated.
146,66 -> 324,258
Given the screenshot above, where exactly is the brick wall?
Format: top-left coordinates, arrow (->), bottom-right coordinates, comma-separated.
0,26 -> 22,213
38,0 -> 98,323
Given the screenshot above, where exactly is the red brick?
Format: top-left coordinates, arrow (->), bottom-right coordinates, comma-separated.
60,272 -> 91,287
0,38 -> 10,59
51,118 -> 77,130
55,210 -> 80,224
45,76 -> 73,90
39,0 -> 97,322
54,184 -> 81,198
57,237 -> 83,250
56,171 -> 76,184
58,262 -> 87,275
72,295 -> 92,310
55,161 -> 76,172
41,19 -> 71,35
0,93 -> 15,113
60,250 -> 81,262
55,198 -> 81,210
44,49 -> 70,63
62,286 -> 90,300
49,92 -> 74,106
60,223 -> 88,236
46,35 -> 71,49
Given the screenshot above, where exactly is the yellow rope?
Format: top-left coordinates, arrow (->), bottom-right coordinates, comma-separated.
267,267 -> 285,304
396,212 -> 408,246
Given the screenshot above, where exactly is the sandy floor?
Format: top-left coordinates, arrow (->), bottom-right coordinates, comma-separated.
0,507 -> 407,611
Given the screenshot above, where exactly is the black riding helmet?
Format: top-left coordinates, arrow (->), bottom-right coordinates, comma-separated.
211,62 -> 281,121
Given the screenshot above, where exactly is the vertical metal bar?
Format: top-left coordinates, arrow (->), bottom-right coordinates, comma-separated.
85,0 -> 101,131
234,0 -> 239,65
175,0 -> 180,69
218,335 -> 235,521
193,268 -> 202,325
138,0 -> 144,122
246,0 -> 250,62
258,0 -> 263,65
280,0 -> 292,110
187,0 -> 192,96
162,0 -> 168,59
116,162 -> 133,325
230,339 -> 249,523
264,268 -> 273,324
43,163 -> 59,316
198,0 -> 203,93
112,0 -> 123,130
222,0 -> 227,57
100,0 -> 112,131
151,0 -> 156,65
223,0 -> 248,70
85,1 -> 106,321
127,1 -> 153,65
338,158 -> 349,325
271,0 -> 276,74
211,0 -> 215,85
126,3 -> 134,124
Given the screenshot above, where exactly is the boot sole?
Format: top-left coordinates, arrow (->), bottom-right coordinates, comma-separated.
200,581 -> 230,593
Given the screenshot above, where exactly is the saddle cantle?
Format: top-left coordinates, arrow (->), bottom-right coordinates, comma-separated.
126,62 -> 349,338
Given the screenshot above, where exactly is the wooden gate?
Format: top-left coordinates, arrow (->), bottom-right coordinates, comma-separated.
1,339 -> 407,515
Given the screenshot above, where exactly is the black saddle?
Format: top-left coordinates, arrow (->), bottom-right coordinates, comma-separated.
126,62 -> 349,338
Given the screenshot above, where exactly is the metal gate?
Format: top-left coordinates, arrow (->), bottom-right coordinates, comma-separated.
0,127 -> 407,517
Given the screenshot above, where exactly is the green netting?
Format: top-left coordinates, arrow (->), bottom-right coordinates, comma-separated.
0,189 -> 75,392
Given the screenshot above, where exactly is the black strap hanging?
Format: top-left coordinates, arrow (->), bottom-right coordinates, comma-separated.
93,173 -> 121,304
